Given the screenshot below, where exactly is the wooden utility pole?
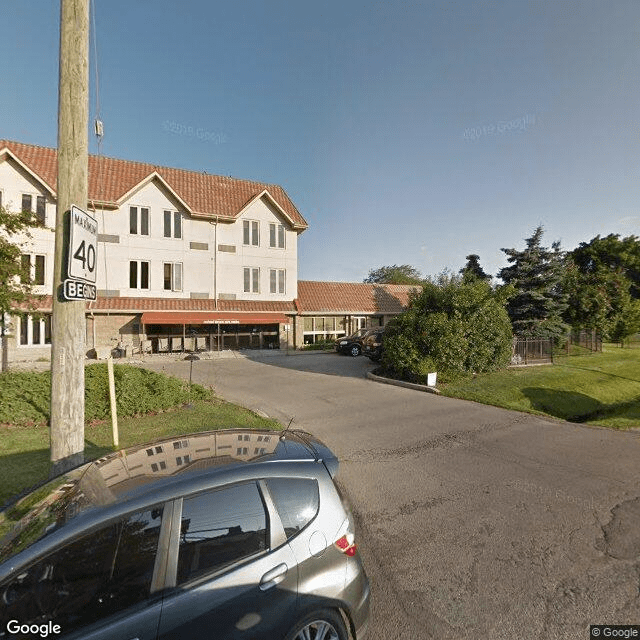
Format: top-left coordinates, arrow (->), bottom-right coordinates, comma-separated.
50,0 -> 90,475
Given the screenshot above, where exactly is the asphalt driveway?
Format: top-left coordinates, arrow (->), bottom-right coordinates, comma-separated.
142,352 -> 640,640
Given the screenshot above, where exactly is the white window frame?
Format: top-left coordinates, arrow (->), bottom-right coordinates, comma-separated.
163,210 -> 182,239
18,314 -> 52,347
269,268 -> 286,294
243,220 -> 260,246
129,206 -> 150,236
163,262 -> 183,292
243,267 -> 260,293
129,260 -> 150,289
269,223 -> 285,249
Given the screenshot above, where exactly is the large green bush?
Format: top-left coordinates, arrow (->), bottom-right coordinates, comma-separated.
0,364 -> 210,426
381,273 -> 513,382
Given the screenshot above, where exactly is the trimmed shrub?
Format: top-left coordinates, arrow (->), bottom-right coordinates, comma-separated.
381,273 -> 513,381
0,365 -> 211,426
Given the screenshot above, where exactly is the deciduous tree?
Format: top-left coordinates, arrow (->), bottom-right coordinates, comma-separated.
382,272 -> 513,382
564,234 -> 640,342
364,264 -> 423,285
0,204 -> 39,317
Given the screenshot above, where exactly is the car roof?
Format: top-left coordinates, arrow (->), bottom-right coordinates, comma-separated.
0,428 -> 336,569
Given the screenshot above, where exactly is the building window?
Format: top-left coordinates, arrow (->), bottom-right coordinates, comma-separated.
19,314 -> 52,346
163,262 -> 183,291
129,261 -> 150,289
269,223 -> 285,248
20,254 -> 45,285
34,255 -> 45,285
36,196 -> 46,224
21,194 -> 32,213
269,269 -> 285,294
19,194 -> 46,224
243,267 -> 259,293
130,206 -> 150,235
164,210 -> 182,239
243,220 -> 259,246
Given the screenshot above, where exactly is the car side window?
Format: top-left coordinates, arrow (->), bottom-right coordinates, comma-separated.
0,507 -> 163,636
176,482 -> 267,585
266,478 -> 319,540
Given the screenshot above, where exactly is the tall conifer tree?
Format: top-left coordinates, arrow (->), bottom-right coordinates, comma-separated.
499,226 -> 568,339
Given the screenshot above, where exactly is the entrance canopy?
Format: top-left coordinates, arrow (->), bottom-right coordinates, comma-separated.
140,312 -> 290,325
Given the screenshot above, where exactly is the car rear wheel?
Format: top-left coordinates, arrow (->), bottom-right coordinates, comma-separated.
349,345 -> 361,357
285,609 -> 348,640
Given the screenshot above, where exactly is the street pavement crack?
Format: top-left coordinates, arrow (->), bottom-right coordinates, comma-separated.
597,496 -> 640,560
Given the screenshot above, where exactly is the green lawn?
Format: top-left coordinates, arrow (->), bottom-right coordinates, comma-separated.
0,367 -> 281,506
439,345 -> 640,429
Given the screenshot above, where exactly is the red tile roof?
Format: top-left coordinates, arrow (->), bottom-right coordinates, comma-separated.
0,140 -> 307,229
19,296 -> 296,314
296,281 -> 420,314
22,285 -> 417,316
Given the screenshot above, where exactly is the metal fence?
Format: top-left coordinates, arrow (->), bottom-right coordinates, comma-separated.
566,329 -> 602,353
511,330 -> 602,365
511,338 -> 553,365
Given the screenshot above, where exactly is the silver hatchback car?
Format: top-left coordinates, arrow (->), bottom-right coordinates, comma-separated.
0,429 -> 370,640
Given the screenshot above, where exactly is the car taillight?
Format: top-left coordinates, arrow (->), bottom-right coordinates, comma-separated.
335,534 -> 357,556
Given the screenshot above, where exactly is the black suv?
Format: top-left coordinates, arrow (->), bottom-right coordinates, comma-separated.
0,429 -> 370,640
335,328 -> 376,357
362,328 -> 384,362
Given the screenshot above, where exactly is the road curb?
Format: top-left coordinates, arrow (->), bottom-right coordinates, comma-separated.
366,370 -> 441,394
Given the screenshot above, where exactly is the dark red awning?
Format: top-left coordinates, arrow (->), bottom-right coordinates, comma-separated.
140,312 -> 290,325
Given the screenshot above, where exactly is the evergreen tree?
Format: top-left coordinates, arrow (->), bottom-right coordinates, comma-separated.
460,254 -> 491,282
498,226 -> 568,340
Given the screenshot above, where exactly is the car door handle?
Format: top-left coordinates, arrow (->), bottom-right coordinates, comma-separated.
259,563 -> 288,591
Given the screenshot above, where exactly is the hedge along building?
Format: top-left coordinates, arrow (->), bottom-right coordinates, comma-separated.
0,140 -> 416,364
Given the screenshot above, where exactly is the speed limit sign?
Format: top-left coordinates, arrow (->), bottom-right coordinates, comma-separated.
68,205 -> 98,284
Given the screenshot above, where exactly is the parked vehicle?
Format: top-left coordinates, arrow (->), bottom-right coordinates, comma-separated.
335,328 -> 376,357
363,329 -> 385,362
0,429 -> 370,640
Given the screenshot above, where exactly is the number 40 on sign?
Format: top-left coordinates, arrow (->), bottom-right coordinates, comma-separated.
68,205 -> 97,284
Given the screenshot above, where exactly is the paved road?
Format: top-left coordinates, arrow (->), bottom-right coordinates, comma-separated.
143,352 -> 640,640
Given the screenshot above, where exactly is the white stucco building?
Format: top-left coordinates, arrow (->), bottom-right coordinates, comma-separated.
0,140 -> 417,366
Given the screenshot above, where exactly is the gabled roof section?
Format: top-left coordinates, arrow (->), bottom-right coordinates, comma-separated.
0,143 -> 57,196
296,281 -> 421,314
237,189 -> 300,229
0,140 -> 307,229
116,170 -> 191,212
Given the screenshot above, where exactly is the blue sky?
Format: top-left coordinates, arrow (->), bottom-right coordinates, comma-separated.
2,0 -> 639,282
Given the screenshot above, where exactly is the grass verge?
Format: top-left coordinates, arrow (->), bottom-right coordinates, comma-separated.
438,345 -> 640,429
